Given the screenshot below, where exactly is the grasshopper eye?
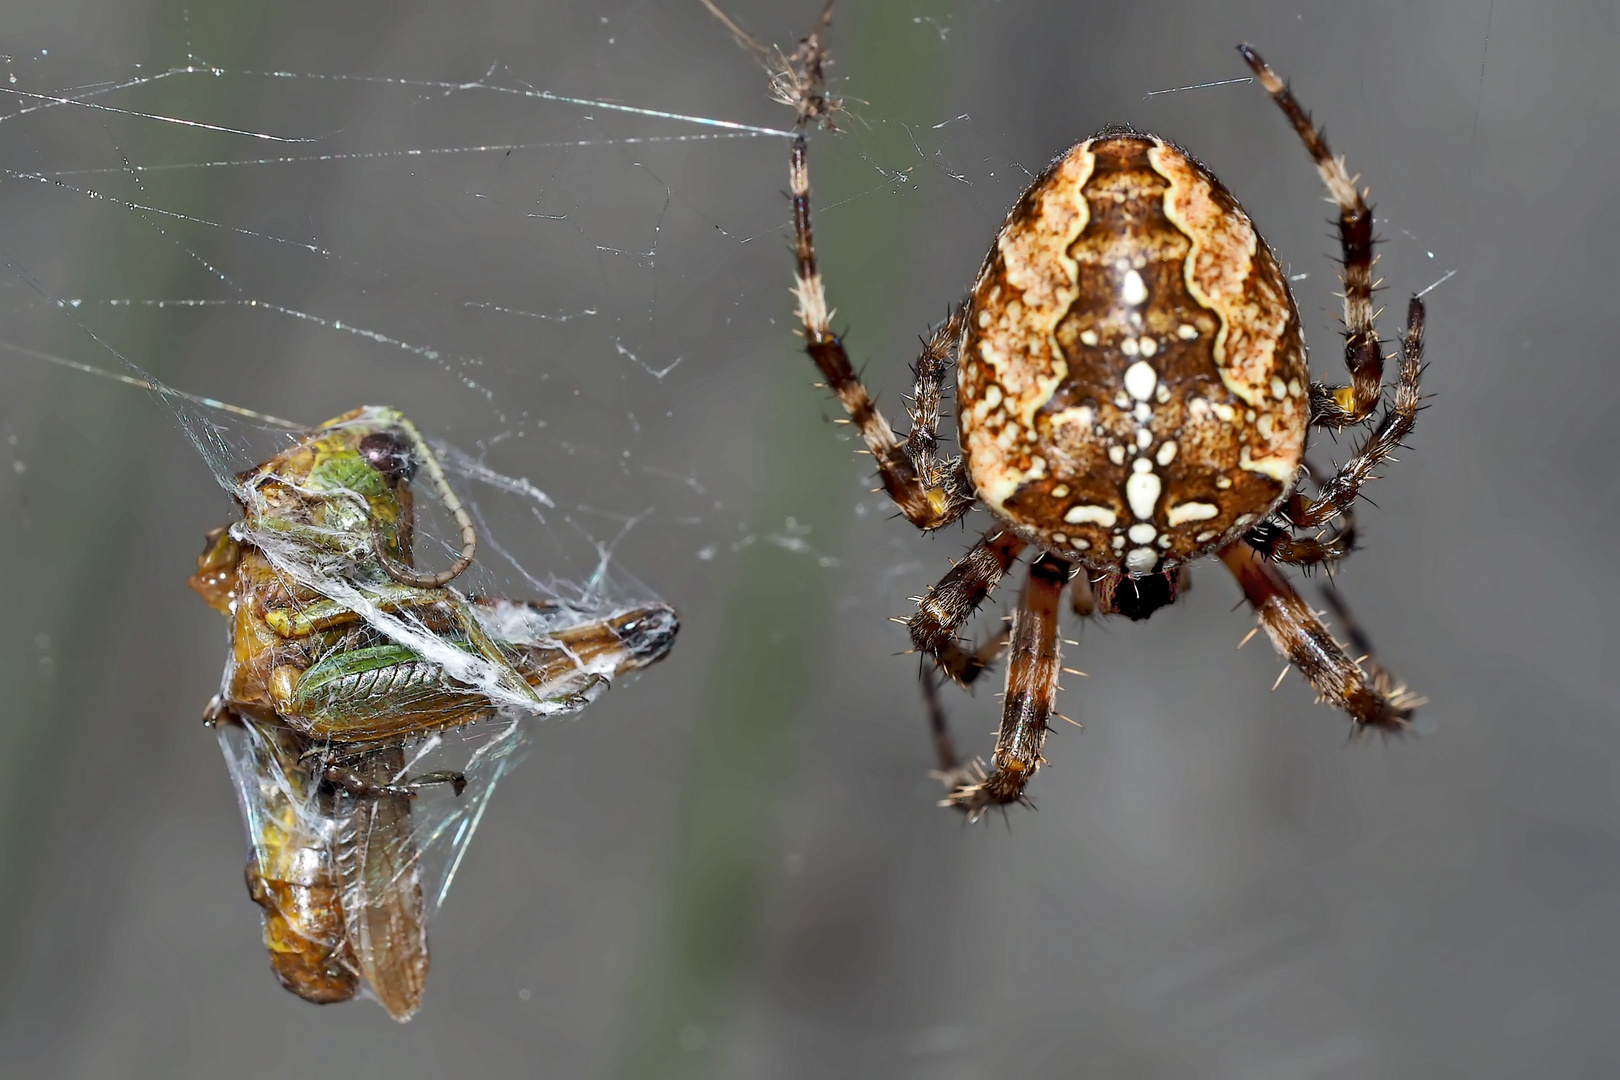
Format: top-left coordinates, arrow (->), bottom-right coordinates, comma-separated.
359,430 -> 417,484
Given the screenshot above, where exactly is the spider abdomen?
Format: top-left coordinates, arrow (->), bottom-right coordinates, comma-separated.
958,132 -> 1309,575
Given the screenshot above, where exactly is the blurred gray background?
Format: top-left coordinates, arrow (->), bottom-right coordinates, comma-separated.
0,0 -> 1614,1076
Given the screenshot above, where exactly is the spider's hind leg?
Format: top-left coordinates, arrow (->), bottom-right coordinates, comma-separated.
1317,581 -> 1412,713
1219,539 -> 1420,732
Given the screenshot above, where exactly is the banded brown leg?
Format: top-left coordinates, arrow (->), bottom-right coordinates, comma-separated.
906,528 -> 1025,681
920,624 -> 1011,792
908,529 -> 1024,792
789,132 -> 974,532
1219,540 -> 1419,731
1281,298 -> 1426,531
1240,43 -> 1386,430
943,553 -> 1071,816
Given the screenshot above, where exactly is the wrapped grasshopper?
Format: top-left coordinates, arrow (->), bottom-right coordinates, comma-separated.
190,406 -> 676,1020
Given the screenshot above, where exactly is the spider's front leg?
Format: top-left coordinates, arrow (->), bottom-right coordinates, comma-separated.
1219,540 -> 1420,731
944,554 -> 1072,817
789,132 -> 974,533
1240,44 -> 1387,431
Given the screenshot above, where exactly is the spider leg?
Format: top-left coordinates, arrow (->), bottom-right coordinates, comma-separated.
1245,460 -> 1358,569
920,622 -> 1012,792
1239,44 -> 1386,430
921,665 -> 968,789
904,308 -> 972,496
1247,518 -> 1355,569
1219,539 -> 1419,731
944,553 -> 1071,817
907,529 -> 1022,792
789,133 -> 974,532
933,625 -> 1012,688
1279,296 -> 1424,529
906,528 -> 1026,682
1317,582 -> 1376,663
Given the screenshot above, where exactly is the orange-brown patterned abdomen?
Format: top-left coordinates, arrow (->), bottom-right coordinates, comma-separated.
958,132 -> 1308,575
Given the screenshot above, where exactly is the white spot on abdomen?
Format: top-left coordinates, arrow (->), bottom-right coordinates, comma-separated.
1126,470 -> 1161,520
1166,501 -> 1220,526
1064,504 -> 1117,527
1127,522 -> 1156,543
1121,269 -> 1148,306
1124,360 -> 1158,402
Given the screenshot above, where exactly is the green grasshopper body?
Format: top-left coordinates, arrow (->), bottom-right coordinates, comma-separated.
192,407 -> 676,1020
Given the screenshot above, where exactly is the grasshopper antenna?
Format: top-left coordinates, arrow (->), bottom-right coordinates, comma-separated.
370,414 -> 478,589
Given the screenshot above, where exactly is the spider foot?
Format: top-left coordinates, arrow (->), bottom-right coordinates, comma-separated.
1347,670 -> 1426,736
935,759 -> 1035,820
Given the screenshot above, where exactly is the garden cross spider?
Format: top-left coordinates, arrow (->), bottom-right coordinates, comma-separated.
777,16 -> 1425,817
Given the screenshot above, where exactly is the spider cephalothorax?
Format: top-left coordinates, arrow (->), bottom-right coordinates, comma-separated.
778,21 -> 1423,817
